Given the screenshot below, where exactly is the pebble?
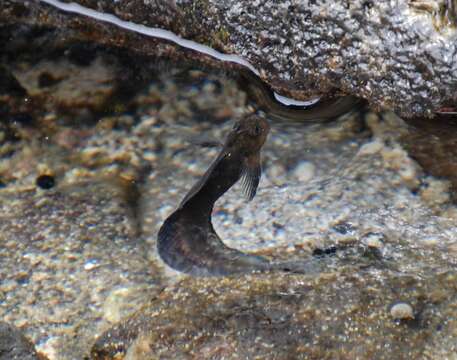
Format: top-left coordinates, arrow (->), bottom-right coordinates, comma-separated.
83,259 -> 100,271
357,139 -> 383,156
103,287 -> 131,323
390,302 -> 414,320
265,162 -> 288,185
362,233 -> 384,249
291,161 -> 315,183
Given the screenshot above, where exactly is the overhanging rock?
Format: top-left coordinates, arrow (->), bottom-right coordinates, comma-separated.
3,0 -> 457,117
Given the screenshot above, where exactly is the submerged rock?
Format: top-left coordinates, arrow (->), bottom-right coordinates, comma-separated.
400,115 -> 457,200
390,302 -> 415,321
2,20 -> 457,359
91,261 -> 457,359
0,322 -> 46,360
2,0 -> 457,116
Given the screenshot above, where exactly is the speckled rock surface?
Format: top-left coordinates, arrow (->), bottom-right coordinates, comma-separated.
92,268 -> 457,359
2,22 -> 457,360
2,0 -> 457,116
0,322 -> 45,360
92,111 -> 457,359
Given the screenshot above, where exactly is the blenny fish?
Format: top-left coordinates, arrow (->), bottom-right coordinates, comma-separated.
158,115 -> 315,276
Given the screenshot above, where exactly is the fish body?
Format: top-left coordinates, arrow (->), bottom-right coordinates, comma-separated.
157,115 -> 274,276
235,69 -> 365,124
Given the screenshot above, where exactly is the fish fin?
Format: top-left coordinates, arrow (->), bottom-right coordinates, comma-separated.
240,154 -> 261,201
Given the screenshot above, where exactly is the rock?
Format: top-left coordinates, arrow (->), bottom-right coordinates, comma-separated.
0,322 -> 45,360
400,116 -> 457,201
357,139 -> 383,156
0,181 -> 159,359
103,285 -> 152,324
12,57 -> 118,114
2,0 -> 456,116
389,302 -> 415,321
361,232 -> 384,249
291,161 -> 315,183
91,267 -> 457,359
2,19 -> 457,359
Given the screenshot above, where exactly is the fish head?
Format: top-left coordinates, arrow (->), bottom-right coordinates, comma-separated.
227,115 -> 270,155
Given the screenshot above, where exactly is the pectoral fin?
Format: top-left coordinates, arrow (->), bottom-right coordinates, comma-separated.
240,154 -> 261,201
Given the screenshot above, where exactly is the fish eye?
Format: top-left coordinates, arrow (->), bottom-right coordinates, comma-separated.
253,124 -> 261,136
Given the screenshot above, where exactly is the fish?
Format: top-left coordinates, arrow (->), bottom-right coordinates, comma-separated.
157,115 -> 272,276
233,68 -> 365,124
158,114 -> 320,276
179,114 -> 269,208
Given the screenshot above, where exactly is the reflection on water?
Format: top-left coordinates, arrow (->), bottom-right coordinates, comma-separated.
1,22 -> 457,360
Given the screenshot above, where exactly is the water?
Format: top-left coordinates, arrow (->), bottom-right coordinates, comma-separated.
1,21 -> 457,360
